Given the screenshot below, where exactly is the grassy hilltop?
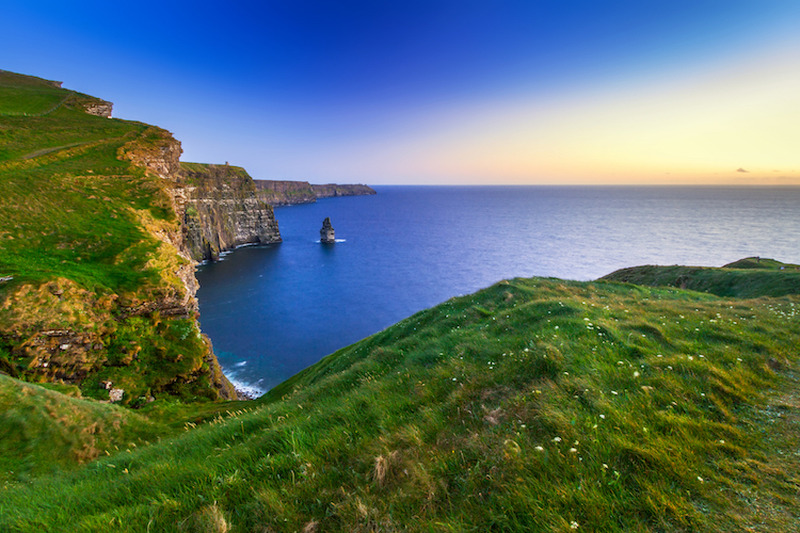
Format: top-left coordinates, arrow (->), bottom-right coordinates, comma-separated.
2,260 -> 799,532
1,71 -> 798,531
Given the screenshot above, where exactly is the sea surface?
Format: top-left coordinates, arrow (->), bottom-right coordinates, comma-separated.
196,186 -> 800,395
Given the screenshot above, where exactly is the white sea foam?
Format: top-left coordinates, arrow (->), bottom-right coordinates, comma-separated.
223,363 -> 265,398
226,373 -> 265,398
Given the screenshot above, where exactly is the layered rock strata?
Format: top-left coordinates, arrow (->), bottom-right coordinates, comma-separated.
311,183 -> 376,199
178,163 -> 282,262
254,179 -> 376,206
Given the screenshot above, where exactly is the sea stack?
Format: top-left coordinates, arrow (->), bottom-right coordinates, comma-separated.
320,217 -> 335,243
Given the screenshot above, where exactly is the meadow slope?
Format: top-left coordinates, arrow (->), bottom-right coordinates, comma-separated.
2,263 -> 798,532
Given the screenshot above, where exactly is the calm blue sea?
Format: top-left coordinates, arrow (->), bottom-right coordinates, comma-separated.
195,186 -> 800,395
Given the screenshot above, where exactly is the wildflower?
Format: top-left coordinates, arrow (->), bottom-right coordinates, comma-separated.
552,436 -> 562,443
599,414 -> 605,419
602,463 -> 609,469
697,476 -> 704,483
570,521 -> 580,529
611,390 -> 618,395
633,371 -> 640,378
535,446 -> 544,452
569,448 -> 577,453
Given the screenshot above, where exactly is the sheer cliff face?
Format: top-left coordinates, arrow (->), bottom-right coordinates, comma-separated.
1,71 -> 283,402
0,71 -> 240,402
253,180 -> 316,206
253,179 -> 376,206
311,183 -> 376,198
178,163 -> 282,262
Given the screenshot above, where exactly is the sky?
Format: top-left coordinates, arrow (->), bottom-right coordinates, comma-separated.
2,1 -> 799,185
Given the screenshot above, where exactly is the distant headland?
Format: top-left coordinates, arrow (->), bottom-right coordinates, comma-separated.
254,179 -> 376,206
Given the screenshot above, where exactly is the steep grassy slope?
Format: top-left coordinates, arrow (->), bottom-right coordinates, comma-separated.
0,71 -> 231,402
602,257 -> 800,298
2,265 -> 798,532
0,374 -> 166,484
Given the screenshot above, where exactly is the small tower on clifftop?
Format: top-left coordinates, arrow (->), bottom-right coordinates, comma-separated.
320,217 -> 335,243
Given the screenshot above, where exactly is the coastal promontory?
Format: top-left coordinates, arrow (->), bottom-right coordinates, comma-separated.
0,70 -> 281,402
254,179 -> 376,206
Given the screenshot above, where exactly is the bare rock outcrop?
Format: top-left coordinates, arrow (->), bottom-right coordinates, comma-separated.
81,99 -> 113,118
320,217 -> 335,243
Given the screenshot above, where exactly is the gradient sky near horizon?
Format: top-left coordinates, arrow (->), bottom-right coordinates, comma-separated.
2,1 -> 799,185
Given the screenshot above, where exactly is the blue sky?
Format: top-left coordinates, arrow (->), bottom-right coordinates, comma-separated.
3,1 -> 799,184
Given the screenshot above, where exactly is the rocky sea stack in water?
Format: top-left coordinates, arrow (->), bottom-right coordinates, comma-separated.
320,217 -> 335,243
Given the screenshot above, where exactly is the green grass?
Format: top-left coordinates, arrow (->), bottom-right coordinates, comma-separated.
0,70 -> 66,116
0,374 -> 167,484
602,257 -> 800,298
3,69 -> 799,531
2,270 -> 798,532
0,71 -> 227,402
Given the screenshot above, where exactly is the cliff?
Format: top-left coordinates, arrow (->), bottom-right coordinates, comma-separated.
254,179 -> 376,206
311,183 -> 376,199
254,180 -> 317,206
0,71 -> 246,403
178,163 -> 282,261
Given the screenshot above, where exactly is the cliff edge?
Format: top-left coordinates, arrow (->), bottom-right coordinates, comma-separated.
0,71 -> 268,403
178,163 -> 282,262
254,179 -> 376,206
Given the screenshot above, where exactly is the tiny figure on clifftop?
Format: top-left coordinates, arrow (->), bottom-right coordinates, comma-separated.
320,217 -> 335,243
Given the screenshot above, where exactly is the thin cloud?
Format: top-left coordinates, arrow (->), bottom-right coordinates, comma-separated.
736,167 -> 749,173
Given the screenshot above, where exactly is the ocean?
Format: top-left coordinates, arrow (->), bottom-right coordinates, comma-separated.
195,186 -> 800,395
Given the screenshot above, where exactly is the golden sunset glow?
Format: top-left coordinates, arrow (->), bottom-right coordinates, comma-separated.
329,38 -> 800,185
